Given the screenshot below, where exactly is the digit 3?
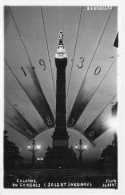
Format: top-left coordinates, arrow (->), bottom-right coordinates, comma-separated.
77,57 -> 84,68
69,118 -> 74,126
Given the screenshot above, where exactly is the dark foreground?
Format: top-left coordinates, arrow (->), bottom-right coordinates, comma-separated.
4,168 -> 117,189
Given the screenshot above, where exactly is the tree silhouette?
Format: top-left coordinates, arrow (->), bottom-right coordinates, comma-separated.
100,132 -> 117,179
4,130 -> 24,169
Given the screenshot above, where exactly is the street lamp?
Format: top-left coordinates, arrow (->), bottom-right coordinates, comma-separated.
28,139 -> 41,165
75,139 -> 87,168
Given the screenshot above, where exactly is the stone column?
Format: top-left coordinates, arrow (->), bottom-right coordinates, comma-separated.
52,30 -> 69,148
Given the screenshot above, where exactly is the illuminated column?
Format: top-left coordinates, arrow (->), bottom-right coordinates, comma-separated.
52,30 -> 69,147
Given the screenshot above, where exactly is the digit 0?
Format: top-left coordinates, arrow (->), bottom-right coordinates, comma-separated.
94,66 -> 101,75
89,131 -> 94,137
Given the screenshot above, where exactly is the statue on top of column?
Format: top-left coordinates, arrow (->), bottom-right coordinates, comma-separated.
55,30 -> 67,59
58,30 -> 64,46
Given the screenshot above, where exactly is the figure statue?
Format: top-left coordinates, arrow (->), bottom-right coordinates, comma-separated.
58,30 -> 63,45
55,30 -> 67,59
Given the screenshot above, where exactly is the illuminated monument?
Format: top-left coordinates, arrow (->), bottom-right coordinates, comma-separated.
51,31 -> 70,167
44,31 -> 77,168
52,30 -> 69,147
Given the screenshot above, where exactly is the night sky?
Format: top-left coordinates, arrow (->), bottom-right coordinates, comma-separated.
4,6 -> 117,161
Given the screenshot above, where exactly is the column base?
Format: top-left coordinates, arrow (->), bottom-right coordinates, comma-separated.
43,146 -> 77,169
50,129 -> 70,167
52,129 -> 69,147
